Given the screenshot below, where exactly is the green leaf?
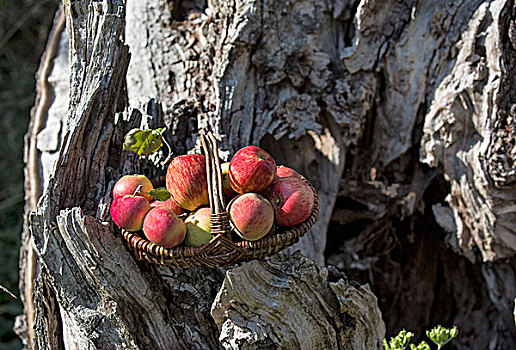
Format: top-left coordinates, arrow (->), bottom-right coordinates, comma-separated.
383,339 -> 389,350
410,341 -> 430,350
427,325 -> 458,349
449,327 -> 458,338
123,128 -> 166,156
384,329 -> 414,350
148,188 -> 171,201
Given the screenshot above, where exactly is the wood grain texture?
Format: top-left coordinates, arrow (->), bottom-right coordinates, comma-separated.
211,252 -> 385,350
421,0 -> 516,262
22,0 -> 516,348
24,0 -> 386,348
326,0 -> 516,346
18,7 -> 66,349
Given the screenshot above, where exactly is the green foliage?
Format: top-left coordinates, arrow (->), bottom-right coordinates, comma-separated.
123,128 -> 166,156
148,188 -> 171,201
385,326 -> 458,350
384,329 -> 414,350
426,325 -> 459,349
410,341 -> 431,350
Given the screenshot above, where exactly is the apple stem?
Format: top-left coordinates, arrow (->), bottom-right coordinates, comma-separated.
133,185 -> 143,196
177,213 -> 188,219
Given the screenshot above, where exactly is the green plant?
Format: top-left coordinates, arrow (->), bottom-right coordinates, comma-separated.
384,326 -> 458,350
426,325 -> 459,349
383,329 -> 414,350
410,341 -> 430,350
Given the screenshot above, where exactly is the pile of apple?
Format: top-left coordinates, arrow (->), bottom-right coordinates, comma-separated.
110,145 -> 315,249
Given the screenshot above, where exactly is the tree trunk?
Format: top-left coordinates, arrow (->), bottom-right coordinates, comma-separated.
19,0 -> 385,349
19,0 -> 516,349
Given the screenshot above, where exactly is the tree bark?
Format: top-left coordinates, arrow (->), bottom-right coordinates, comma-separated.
18,7 -> 66,348
326,0 -> 516,347
20,0 -> 385,349
20,0 -> 516,349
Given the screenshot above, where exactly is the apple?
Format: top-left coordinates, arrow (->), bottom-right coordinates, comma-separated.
228,193 -> 274,241
113,174 -> 154,201
276,165 -> 302,180
143,207 -> 186,248
166,154 -> 209,211
221,162 -> 238,198
184,207 -> 213,247
229,145 -> 276,194
110,195 -> 151,232
150,197 -> 186,215
267,177 -> 314,226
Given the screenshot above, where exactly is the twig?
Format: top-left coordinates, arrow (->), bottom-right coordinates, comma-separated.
25,6 -> 65,349
161,137 -> 174,166
133,185 -> 143,196
0,284 -> 17,299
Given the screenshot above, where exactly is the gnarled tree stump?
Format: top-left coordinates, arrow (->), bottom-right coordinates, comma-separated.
19,0 -> 516,348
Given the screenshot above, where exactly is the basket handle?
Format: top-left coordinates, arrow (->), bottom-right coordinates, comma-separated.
200,133 -> 230,235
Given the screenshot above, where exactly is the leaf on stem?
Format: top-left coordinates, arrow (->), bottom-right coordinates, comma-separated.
123,128 -> 166,156
148,188 -> 171,201
426,325 -> 458,349
384,329 -> 414,350
410,341 -> 430,350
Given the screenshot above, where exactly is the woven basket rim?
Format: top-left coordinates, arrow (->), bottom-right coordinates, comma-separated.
121,175 -> 319,268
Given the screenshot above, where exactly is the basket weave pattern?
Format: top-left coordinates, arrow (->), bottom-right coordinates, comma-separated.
121,134 -> 320,268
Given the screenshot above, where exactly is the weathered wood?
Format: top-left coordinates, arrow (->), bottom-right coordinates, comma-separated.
126,0 -> 370,264
21,0 -> 516,348
421,0 -> 516,263
22,0 -> 386,349
32,206 -> 222,349
18,7 -> 67,349
211,252 -> 385,350
325,0 -> 516,346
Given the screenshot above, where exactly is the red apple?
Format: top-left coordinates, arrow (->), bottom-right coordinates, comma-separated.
113,174 -> 154,201
229,145 -> 276,194
221,162 -> 238,198
110,195 -> 151,232
184,207 -> 213,247
150,197 -> 186,215
143,207 -> 186,248
276,165 -> 302,180
267,177 -> 314,227
228,193 -> 274,241
166,154 -> 209,211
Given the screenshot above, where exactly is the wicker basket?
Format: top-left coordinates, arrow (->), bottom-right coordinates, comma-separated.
121,133 -> 319,268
